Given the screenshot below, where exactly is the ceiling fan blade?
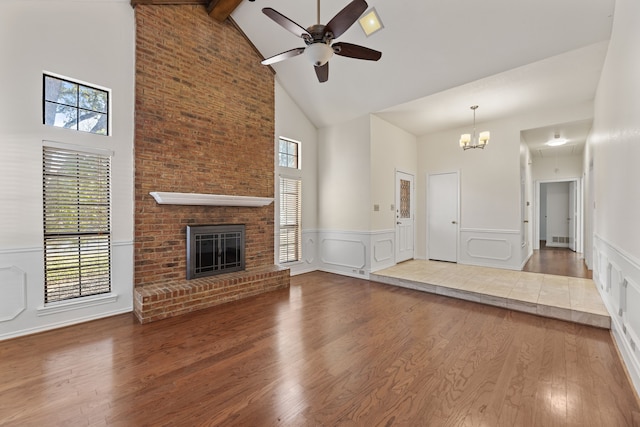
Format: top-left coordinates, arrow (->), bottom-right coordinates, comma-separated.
261,47 -> 306,65
262,8 -> 311,39
333,42 -> 381,61
325,0 -> 368,39
314,62 -> 329,83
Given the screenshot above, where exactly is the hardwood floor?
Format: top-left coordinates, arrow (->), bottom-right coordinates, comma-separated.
1,272 -> 638,426
523,241 -> 592,279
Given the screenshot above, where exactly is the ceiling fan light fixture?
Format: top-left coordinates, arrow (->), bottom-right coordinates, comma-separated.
305,43 -> 334,66
358,8 -> 383,37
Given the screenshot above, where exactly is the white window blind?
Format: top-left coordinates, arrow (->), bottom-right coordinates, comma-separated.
43,146 -> 111,303
279,177 -> 301,263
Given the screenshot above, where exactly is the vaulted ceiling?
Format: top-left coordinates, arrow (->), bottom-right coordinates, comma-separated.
133,0 -> 616,152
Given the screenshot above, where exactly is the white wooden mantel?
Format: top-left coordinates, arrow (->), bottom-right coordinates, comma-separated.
149,192 -> 273,207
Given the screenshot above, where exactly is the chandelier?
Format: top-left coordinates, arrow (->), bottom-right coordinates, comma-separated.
459,105 -> 490,150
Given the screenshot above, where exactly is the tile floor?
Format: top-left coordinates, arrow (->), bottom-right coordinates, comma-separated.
370,259 -> 610,329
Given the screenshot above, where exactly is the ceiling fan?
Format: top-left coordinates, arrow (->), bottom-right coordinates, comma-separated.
261,0 -> 382,83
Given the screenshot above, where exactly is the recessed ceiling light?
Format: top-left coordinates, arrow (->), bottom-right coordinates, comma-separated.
358,8 -> 383,37
546,134 -> 568,147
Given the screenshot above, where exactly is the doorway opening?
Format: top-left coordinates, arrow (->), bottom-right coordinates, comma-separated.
530,178 -> 589,278
535,179 -> 582,252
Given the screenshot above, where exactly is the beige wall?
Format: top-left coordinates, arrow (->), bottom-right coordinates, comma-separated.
370,115 -> 418,231
318,116 -> 371,231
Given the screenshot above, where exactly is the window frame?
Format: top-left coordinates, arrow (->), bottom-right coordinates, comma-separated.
43,72 -> 110,136
42,142 -> 113,304
278,137 -> 301,170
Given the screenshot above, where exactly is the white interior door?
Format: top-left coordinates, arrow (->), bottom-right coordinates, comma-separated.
395,171 -> 415,263
428,172 -> 458,262
569,180 -> 576,251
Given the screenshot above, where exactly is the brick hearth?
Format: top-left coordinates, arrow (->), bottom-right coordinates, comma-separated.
134,265 -> 290,323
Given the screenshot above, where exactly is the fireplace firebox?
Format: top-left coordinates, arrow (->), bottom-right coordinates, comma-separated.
186,225 -> 245,279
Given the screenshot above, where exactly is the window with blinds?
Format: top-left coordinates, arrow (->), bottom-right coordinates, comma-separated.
279,177 -> 301,263
43,146 -> 111,303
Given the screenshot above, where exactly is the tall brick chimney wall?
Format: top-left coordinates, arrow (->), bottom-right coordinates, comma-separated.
133,5 -> 288,322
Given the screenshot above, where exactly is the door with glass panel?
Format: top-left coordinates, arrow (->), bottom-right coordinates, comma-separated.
395,171 -> 415,263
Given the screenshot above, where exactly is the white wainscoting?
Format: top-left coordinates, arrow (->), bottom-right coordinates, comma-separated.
371,230 -> 396,273
314,229 -> 398,279
593,234 -> 640,396
285,229 -> 319,276
458,228 -> 523,270
0,242 -> 134,341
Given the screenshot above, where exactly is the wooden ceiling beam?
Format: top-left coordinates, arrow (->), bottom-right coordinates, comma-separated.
130,0 -> 245,23
207,0 -> 243,22
131,0 -> 207,6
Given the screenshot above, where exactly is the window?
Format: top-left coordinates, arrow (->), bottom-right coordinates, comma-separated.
279,177 -> 301,263
43,145 -> 111,303
43,74 -> 109,135
278,137 -> 299,169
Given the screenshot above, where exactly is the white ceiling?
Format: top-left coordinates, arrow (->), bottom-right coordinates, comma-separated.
231,0 -> 614,150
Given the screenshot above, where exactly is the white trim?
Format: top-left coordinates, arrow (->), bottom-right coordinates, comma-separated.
464,237 -> 513,261
534,178 -> 583,252
43,139 -> 114,157
0,307 -> 132,342
0,265 -> 27,322
459,228 -> 520,234
38,293 -> 119,316
594,233 -> 640,270
150,192 -> 274,207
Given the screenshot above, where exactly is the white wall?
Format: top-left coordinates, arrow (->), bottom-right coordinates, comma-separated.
586,0 -> 640,395
519,141 -> 534,262
415,103 -> 593,270
417,118 -> 522,269
370,115 -> 417,271
544,182 -> 570,247
274,81 -> 318,275
318,116 -> 371,232
316,116 -> 371,278
532,153 -> 583,181
370,115 -> 418,231
0,0 -> 135,339
540,185 -> 548,239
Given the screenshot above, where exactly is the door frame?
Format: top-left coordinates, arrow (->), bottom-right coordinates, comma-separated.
534,177 -> 583,252
426,170 -> 460,262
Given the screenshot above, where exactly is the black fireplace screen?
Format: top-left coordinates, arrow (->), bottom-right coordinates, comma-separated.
186,225 -> 245,279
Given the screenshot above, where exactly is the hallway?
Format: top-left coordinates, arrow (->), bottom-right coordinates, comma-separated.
523,241 -> 592,279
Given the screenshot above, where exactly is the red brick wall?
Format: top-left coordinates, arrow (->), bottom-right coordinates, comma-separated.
134,5 -> 275,286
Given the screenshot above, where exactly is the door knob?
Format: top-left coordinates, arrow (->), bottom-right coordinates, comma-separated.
451,221 -> 457,224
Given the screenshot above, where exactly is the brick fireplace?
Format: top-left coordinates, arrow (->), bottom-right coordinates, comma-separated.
133,5 -> 289,323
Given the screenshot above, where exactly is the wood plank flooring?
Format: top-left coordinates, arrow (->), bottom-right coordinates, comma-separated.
1,271 -> 639,426
523,241 -> 592,279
